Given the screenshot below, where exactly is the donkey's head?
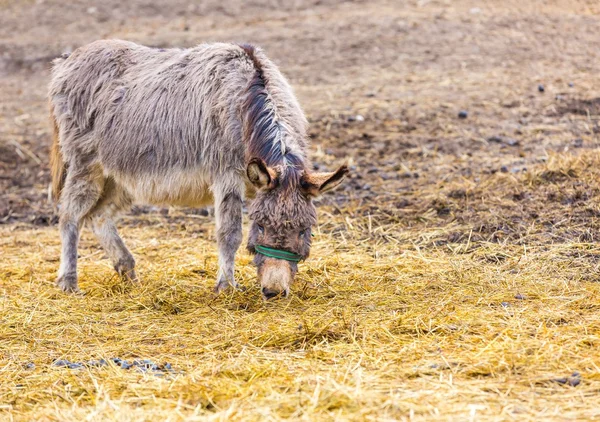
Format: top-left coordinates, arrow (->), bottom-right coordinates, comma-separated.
246,158 -> 348,300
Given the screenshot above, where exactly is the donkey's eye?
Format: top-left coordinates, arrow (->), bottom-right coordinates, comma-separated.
257,224 -> 265,234
299,229 -> 306,238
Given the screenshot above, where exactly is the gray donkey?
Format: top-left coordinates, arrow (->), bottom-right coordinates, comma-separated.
49,40 -> 348,299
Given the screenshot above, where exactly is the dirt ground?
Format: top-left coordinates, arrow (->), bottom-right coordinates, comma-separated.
2,0 -> 600,420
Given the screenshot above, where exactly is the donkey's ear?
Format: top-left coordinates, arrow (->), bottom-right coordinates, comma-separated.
301,164 -> 349,197
247,158 -> 278,190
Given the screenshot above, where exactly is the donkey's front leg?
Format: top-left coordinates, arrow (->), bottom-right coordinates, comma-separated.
213,182 -> 244,293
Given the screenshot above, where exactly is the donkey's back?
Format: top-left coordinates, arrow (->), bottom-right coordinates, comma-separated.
50,40 -> 257,206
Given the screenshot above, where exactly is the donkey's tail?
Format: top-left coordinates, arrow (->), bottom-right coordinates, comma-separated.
49,104 -> 66,203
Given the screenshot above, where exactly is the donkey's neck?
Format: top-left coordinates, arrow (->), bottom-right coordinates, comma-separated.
239,44 -> 308,175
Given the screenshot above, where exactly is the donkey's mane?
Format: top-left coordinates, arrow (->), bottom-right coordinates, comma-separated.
240,44 -> 305,188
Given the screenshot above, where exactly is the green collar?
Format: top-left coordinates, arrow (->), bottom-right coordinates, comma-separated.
255,245 -> 303,262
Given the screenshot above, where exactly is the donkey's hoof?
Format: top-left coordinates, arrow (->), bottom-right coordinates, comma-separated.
114,260 -> 138,283
56,275 -> 81,294
213,279 -> 245,294
119,268 -> 139,283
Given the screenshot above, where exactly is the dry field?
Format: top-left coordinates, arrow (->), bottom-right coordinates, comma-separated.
2,0 -> 600,420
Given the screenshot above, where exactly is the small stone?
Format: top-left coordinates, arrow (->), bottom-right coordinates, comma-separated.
487,136 -> 519,147
500,166 -> 509,173
24,363 -> 35,370
347,115 -> 364,122
501,302 -> 510,308
458,110 -> 468,119
573,138 -> 583,148
552,372 -> 581,387
68,363 -> 83,369
514,293 -> 527,300
362,184 -> 371,190
538,84 -> 545,92
53,359 -> 70,367
568,82 -> 574,87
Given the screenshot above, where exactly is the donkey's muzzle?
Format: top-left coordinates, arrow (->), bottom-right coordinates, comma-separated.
262,287 -> 285,300
258,257 -> 293,300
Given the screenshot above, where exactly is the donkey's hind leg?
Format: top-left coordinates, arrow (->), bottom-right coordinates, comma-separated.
88,181 -> 137,282
57,165 -> 104,293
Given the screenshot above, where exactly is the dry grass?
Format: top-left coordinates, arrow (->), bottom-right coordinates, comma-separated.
2,153 -> 600,421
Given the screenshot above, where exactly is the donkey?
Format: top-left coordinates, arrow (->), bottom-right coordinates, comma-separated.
48,40 -> 348,299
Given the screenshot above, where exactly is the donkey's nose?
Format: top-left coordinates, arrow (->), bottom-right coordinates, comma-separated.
262,287 -> 281,300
